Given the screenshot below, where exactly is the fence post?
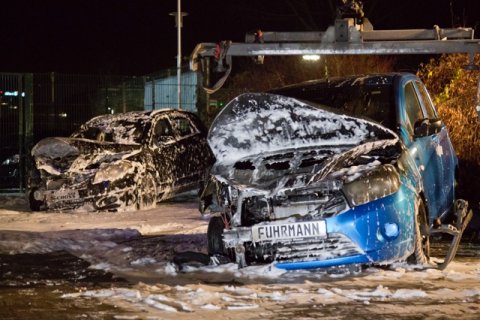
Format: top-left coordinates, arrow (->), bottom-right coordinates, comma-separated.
23,74 -> 34,191
151,77 -> 155,110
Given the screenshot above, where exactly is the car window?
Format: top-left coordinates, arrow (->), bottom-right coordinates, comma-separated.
415,81 -> 437,119
74,120 -> 144,144
153,118 -> 174,145
171,117 -> 196,137
404,82 -> 425,136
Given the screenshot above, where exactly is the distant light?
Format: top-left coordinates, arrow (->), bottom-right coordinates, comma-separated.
3,91 -> 26,97
302,55 -> 321,61
59,112 -> 68,118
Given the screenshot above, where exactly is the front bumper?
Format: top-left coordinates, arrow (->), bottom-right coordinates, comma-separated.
34,183 -> 135,211
223,187 -> 416,269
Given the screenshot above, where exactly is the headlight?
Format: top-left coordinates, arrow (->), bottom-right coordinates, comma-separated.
93,160 -> 135,184
342,165 -> 400,207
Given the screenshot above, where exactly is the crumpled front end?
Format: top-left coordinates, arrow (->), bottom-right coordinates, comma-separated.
30,137 -> 143,211
205,158 -> 417,269
217,183 -> 416,269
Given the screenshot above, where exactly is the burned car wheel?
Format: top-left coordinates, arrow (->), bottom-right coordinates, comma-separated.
137,173 -> 157,210
28,188 -> 43,211
409,199 -> 430,265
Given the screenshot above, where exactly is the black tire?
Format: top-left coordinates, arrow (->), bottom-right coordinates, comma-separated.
137,173 -> 157,210
207,216 -> 226,255
409,199 -> 430,264
28,188 -> 43,211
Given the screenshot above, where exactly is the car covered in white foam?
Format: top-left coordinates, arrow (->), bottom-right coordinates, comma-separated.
29,109 -> 213,212
200,73 -> 464,270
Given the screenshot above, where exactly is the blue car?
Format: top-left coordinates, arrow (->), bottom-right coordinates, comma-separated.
200,73 -> 469,270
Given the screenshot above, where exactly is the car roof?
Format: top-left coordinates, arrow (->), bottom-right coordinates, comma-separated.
84,108 -> 195,125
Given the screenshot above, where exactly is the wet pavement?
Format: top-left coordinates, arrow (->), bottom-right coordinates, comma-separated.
0,240 -> 479,319
0,251 -> 131,319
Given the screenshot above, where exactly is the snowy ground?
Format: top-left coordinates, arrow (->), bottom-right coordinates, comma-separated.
0,193 -> 479,319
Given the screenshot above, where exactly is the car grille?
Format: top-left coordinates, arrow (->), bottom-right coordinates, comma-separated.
250,233 -> 364,263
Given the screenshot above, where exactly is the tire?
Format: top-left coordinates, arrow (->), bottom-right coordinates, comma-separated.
28,188 -> 43,211
137,173 -> 157,210
207,216 -> 226,255
409,199 -> 430,264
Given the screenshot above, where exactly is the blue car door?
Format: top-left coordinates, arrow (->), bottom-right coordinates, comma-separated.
397,78 -> 447,222
413,81 -> 457,216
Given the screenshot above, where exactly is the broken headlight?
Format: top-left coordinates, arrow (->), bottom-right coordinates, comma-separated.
92,160 -> 135,184
242,196 -> 272,226
342,165 -> 400,207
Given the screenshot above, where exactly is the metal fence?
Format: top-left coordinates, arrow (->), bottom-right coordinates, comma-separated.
32,73 -> 146,140
0,73 -> 28,190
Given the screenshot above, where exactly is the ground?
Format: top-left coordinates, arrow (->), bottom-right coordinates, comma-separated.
0,193 -> 479,319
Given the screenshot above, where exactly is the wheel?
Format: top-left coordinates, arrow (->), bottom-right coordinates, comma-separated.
137,173 -> 157,210
207,216 -> 226,255
409,199 -> 430,264
28,188 -> 43,211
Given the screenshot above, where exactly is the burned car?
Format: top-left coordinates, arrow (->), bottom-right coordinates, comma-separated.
200,73 -> 470,270
29,109 -> 213,211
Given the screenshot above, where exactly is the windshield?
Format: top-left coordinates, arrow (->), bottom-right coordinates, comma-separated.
271,76 -> 396,130
71,112 -> 151,144
208,93 -> 397,164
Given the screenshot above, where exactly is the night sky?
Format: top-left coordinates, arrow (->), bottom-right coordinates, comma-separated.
0,0 -> 478,75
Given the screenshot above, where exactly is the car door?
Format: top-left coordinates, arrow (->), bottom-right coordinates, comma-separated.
169,114 -> 204,186
149,115 -> 178,194
398,79 -> 448,221
413,80 -> 457,216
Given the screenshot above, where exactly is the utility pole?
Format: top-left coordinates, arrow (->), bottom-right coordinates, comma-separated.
170,1 -> 187,110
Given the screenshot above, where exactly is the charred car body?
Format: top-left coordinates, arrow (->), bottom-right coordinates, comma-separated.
29,109 -> 213,211
201,73 -> 470,270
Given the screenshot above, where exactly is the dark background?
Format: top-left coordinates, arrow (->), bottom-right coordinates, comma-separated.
0,0 -> 478,75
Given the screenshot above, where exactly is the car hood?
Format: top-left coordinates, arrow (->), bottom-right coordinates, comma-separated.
32,137 -> 142,176
209,93 -> 401,190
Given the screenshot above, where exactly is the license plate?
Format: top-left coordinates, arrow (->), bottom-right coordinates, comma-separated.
51,189 -> 80,202
252,220 -> 327,242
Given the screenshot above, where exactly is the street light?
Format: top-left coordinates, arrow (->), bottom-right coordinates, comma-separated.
169,1 -> 188,110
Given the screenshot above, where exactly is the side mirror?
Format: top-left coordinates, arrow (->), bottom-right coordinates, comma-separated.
428,118 -> 444,135
414,118 -> 444,138
414,118 -> 429,137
